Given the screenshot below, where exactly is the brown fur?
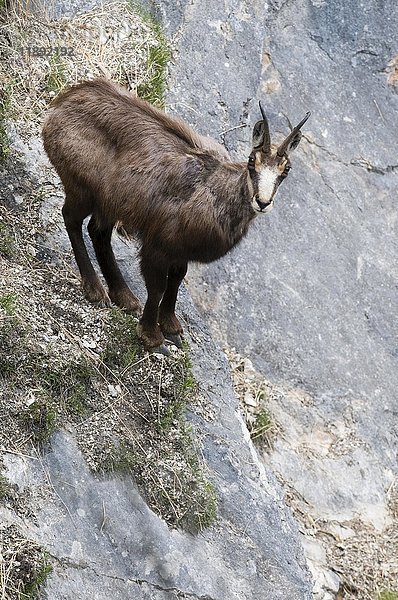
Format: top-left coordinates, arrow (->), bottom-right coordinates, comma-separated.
42,78 -> 290,351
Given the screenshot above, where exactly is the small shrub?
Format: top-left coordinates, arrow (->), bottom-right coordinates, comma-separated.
0,472 -> 13,500
0,526 -> 52,600
0,320 -> 27,378
100,442 -> 139,473
134,5 -> 170,107
23,399 -> 57,445
0,293 -> 16,315
46,52 -> 67,96
251,408 -> 272,440
0,222 -> 15,257
0,84 -> 11,162
38,356 -> 93,416
378,592 -> 398,600
20,559 -> 53,599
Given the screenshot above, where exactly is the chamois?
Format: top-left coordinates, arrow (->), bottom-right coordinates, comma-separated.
42,79 -> 310,354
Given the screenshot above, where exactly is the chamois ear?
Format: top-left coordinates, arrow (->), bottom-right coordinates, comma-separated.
252,121 -> 268,150
251,101 -> 271,154
277,112 -> 311,157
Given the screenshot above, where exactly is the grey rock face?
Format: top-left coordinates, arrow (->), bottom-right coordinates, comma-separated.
165,0 -> 267,155
169,0 -> 398,579
168,0 -> 398,402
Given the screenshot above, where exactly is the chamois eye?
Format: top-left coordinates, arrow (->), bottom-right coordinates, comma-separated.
283,164 -> 291,175
248,155 -> 255,168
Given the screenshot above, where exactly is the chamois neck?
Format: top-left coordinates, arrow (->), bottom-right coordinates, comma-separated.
212,162 -> 256,248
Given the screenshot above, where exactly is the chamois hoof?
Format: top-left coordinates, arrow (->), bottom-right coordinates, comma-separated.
83,279 -> 111,308
137,322 -> 167,354
98,297 -> 112,309
151,344 -> 171,357
164,333 -> 183,349
109,288 -> 141,316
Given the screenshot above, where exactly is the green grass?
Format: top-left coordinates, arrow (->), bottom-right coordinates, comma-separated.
378,592 -> 398,600
133,4 -> 171,107
0,293 -> 16,315
158,344 -> 196,432
174,423 -> 218,532
179,344 -> 196,392
45,51 -> 67,96
0,472 -> 13,500
100,324 -> 218,532
38,356 -> 93,415
23,399 -> 58,445
0,293 -> 216,532
0,83 -> 11,162
21,356 -> 95,443
0,319 -> 27,377
0,310 -> 95,444
20,555 -> 53,600
102,308 -> 141,370
250,408 -> 272,440
0,222 -> 14,257
155,345 -> 217,531
101,442 -> 139,473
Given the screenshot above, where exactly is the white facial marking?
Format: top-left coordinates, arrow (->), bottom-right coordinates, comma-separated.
258,167 -> 278,203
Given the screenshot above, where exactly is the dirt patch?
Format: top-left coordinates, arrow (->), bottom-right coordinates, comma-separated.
387,56 -> 398,87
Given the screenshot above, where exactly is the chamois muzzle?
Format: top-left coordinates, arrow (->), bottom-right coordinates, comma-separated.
277,111 -> 311,157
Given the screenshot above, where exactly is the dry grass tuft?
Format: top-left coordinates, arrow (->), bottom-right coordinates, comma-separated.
330,515 -> 398,600
225,347 -> 275,444
386,56 -> 398,87
225,347 -> 398,599
0,0 -> 165,137
0,524 -> 51,600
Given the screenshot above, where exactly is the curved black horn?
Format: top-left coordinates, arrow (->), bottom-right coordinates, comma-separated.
258,101 -> 271,154
277,111 -> 311,157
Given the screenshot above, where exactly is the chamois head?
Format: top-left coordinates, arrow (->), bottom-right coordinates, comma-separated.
248,103 -> 310,214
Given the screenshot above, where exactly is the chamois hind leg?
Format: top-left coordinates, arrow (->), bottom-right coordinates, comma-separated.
62,195 -> 110,307
159,263 -> 187,349
87,217 -> 141,315
138,250 -> 169,355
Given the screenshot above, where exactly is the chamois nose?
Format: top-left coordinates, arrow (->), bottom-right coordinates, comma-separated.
253,195 -> 274,214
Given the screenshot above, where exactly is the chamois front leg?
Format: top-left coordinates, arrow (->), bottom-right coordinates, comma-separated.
62,198 -> 111,308
87,217 -> 141,315
138,252 -> 169,355
158,263 -> 187,349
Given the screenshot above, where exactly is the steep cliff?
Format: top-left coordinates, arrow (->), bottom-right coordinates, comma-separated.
162,0 -> 398,597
